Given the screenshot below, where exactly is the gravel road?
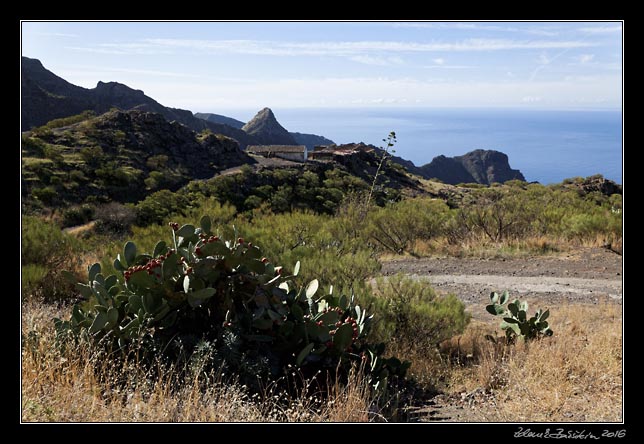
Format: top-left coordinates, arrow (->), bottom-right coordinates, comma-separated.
381,247 -> 622,320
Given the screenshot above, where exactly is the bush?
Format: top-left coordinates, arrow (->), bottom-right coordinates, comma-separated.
370,274 -> 470,349
135,190 -> 192,226
55,218 -> 409,395
42,145 -> 64,164
21,216 -> 83,300
94,202 -> 137,236
366,198 -> 452,255
31,186 -> 57,204
146,154 -> 169,170
22,216 -> 80,266
62,204 -> 95,228
40,110 -> 96,130
79,146 -> 104,167
22,264 -> 48,297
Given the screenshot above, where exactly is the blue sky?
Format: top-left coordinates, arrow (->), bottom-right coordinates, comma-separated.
22,21 -> 622,116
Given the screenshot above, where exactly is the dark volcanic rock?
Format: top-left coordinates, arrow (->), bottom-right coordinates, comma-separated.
242,108 -> 298,146
419,149 -> 525,185
419,155 -> 474,184
576,175 -> 622,196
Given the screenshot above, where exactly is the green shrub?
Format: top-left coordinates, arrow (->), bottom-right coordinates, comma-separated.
146,154 -> 169,170
366,198 -> 451,254
370,275 -> 470,349
22,264 -> 48,296
79,146 -> 104,167
31,186 -> 57,204
135,190 -> 192,226
21,135 -> 47,155
40,110 -> 96,130
94,202 -> 137,236
69,169 -> 88,183
42,145 -> 64,164
62,204 -> 95,228
55,217 -> 409,394
21,216 -> 83,300
22,216 -> 78,266
144,171 -> 165,191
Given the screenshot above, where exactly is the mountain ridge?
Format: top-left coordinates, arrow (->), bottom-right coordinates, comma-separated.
21,57 -> 257,148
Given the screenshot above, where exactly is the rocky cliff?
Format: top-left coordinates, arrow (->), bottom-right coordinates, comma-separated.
418,149 -> 526,184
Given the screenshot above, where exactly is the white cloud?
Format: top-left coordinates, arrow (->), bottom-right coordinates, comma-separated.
576,54 -> 595,64
68,38 -> 595,58
433,58 -> 445,65
579,25 -> 622,34
34,32 -> 79,38
424,64 -> 472,70
134,74 -> 621,111
387,22 -> 559,36
349,55 -> 404,66
539,53 -> 551,65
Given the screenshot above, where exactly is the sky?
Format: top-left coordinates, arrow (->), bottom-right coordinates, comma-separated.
21,21 -> 622,117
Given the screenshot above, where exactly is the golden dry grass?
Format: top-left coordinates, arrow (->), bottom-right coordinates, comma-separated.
21,300 -> 375,423
408,233 -> 622,258
441,303 -> 622,422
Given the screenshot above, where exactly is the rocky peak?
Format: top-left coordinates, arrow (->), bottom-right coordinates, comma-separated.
242,108 -> 297,145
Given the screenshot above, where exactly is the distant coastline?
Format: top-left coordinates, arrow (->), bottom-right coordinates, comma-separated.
216,107 -> 622,185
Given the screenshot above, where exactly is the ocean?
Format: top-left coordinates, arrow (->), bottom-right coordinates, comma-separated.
260,108 -> 623,185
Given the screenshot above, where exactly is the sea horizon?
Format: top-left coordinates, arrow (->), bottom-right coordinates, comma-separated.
214,107 -> 623,185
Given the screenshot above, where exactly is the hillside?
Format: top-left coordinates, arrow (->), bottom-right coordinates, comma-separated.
290,132 -> 335,150
21,57 -> 257,148
195,112 -> 245,129
21,109 -> 250,206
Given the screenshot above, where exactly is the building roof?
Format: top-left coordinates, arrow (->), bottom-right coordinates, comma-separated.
246,145 -> 306,153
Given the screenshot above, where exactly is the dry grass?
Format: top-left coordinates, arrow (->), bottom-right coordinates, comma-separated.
440,302 -> 622,422
21,299 -> 622,422
21,300 -> 375,423
409,233 -> 622,259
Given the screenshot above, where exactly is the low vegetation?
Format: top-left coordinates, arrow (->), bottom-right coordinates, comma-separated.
21,122 -> 621,422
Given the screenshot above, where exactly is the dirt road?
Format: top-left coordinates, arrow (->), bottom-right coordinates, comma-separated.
381,247 -> 622,320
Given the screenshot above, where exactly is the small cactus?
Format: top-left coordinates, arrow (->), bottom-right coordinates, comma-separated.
485,291 -> 553,343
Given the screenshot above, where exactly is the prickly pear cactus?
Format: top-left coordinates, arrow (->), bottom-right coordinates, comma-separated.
55,216 -> 407,392
485,291 -> 553,343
